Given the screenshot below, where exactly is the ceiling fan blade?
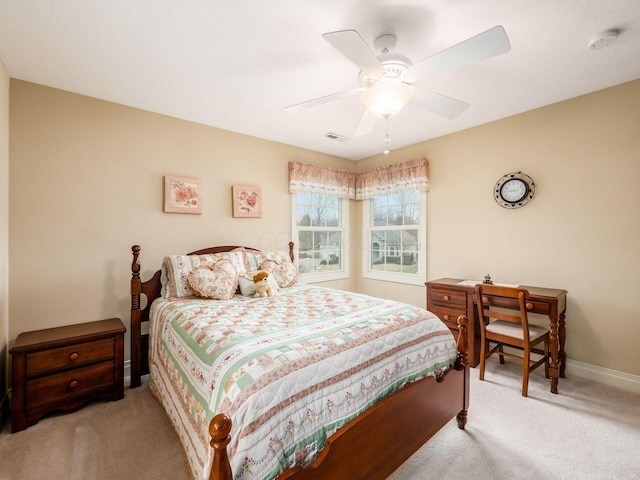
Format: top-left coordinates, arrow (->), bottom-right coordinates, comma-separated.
323,30 -> 385,76
284,88 -> 361,112
409,26 -> 511,80
411,87 -> 470,119
353,108 -> 378,137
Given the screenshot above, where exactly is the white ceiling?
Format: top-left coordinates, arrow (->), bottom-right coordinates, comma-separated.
1,0 -> 639,161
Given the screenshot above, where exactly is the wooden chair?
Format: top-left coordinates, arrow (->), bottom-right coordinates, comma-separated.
475,284 -> 550,397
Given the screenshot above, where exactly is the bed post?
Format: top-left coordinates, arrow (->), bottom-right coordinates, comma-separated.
455,315 -> 470,430
209,414 -> 233,480
288,241 -> 294,262
130,245 -> 142,388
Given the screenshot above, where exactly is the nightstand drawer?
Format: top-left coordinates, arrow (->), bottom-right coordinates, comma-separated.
26,361 -> 115,412
428,286 -> 467,308
26,337 -> 115,377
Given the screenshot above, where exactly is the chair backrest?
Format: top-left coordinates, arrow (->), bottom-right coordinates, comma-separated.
475,284 -> 532,342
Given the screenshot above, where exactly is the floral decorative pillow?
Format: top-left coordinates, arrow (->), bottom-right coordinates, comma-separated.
162,250 -> 247,298
163,254 -> 219,298
187,260 -> 238,300
245,250 -> 292,272
260,259 -> 298,288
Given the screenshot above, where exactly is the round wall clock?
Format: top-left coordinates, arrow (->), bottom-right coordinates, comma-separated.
494,171 -> 535,209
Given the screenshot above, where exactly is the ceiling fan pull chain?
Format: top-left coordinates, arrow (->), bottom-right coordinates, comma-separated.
383,114 -> 391,155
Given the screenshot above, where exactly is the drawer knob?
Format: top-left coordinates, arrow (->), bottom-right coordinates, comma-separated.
443,314 -> 450,321
69,380 -> 79,390
526,302 -> 533,310
69,352 -> 79,361
443,295 -> 450,301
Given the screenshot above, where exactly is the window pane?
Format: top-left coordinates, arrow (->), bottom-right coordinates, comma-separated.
388,193 -> 403,206
297,206 -> 311,226
403,201 -> 420,225
389,205 -> 402,225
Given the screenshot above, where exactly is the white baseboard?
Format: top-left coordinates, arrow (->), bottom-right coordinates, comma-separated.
566,359 -> 640,394
124,359 -> 131,387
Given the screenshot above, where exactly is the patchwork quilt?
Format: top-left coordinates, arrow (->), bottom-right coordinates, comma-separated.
148,283 -> 457,480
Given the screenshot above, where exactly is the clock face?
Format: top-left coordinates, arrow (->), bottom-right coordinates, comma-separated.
494,172 -> 535,209
500,178 -> 528,203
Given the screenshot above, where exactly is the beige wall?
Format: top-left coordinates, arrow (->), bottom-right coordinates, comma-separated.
356,79 -> 640,376
0,59 -> 8,423
7,79 -> 640,381
8,80 -> 354,359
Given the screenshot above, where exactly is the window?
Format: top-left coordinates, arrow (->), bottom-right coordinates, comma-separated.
362,190 -> 426,285
292,192 -> 349,282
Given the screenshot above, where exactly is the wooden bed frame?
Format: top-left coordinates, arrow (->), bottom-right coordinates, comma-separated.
130,244 -> 470,480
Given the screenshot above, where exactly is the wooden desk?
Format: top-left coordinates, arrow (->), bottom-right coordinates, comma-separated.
426,278 -> 567,394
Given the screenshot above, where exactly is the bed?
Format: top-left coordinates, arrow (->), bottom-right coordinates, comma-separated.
130,243 -> 469,480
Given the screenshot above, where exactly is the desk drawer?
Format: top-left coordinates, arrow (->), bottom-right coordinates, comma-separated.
428,286 -> 467,308
26,338 -> 115,377
429,305 -> 467,330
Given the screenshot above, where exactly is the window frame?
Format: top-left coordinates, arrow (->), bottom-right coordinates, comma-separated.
361,191 -> 427,285
291,192 -> 350,283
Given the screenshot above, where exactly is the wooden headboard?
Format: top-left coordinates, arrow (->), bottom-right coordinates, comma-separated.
129,243 -> 294,388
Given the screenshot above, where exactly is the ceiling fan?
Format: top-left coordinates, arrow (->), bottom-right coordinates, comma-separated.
285,26 -> 511,139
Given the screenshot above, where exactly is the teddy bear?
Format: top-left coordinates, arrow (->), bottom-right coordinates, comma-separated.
253,270 -> 277,298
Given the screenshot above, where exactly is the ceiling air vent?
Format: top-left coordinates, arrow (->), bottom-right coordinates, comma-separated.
324,132 -> 350,142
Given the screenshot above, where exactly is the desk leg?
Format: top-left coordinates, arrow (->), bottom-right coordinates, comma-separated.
559,311 -> 566,378
549,316 -> 559,394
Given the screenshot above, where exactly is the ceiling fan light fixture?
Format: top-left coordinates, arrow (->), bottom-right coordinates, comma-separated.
360,79 -> 414,118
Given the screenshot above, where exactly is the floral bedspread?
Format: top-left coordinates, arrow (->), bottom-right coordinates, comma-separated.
148,283 -> 457,480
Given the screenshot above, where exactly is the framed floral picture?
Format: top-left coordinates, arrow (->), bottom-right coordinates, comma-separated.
232,185 -> 262,218
164,176 -> 203,214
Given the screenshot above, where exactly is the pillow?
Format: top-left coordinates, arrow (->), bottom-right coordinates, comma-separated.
213,249 -> 248,274
187,260 -> 238,300
163,254 -> 219,298
162,249 -> 247,298
245,249 -> 292,272
238,270 -> 279,297
260,259 -> 298,288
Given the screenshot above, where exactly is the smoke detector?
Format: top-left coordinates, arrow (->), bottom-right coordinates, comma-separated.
588,30 -> 618,50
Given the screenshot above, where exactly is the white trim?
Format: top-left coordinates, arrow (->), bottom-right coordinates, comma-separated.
565,359 -> 640,394
124,359 -> 131,387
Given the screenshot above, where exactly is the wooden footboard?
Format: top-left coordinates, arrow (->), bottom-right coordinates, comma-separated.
208,317 -> 470,480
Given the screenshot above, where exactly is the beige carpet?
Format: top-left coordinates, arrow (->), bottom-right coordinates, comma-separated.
2,361 -> 639,480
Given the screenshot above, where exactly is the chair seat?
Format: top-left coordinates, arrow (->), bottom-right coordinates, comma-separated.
486,320 -> 549,342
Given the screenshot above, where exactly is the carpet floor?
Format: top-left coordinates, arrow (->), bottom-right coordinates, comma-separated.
2,360 -> 639,479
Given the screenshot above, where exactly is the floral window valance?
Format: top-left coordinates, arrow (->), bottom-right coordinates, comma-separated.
355,158 -> 429,200
288,161 -> 357,199
289,157 -> 429,200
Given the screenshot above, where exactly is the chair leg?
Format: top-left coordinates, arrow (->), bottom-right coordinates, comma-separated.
522,349 -> 530,397
498,344 -> 505,364
479,339 -> 487,381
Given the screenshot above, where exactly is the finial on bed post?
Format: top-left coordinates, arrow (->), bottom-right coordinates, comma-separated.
288,241 -> 295,263
209,414 -> 233,480
130,245 -> 142,388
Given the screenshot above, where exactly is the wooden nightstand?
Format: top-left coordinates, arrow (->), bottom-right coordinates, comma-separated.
10,318 -> 126,433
